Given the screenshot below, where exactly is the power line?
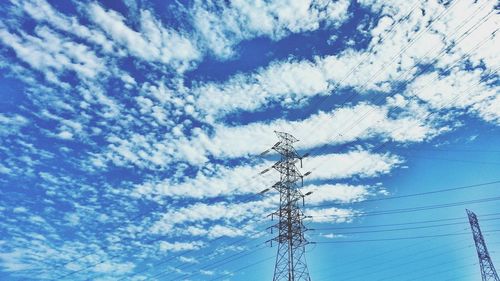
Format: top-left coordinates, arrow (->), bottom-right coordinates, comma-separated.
160,241 -> 268,281
165,245 -> 268,281
303,0 -> 463,141
312,61 -> 499,192
443,269 -> 478,281
146,8 -> 500,280
312,217 -> 500,235
327,242 -> 474,281
59,191 -> 275,280
314,211 -> 500,230
404,262 -> 478,281
124,181 -> 500,279
207,255 -> 275,281
313,229 -> 500,244
313,222 -> 500,280
60,218 -> 265,280
311,196 -> 500,219
174,192 -> 500,278
130,11 -> 500,278
299,37 -> 498,200
149,195 -> 500,279
392,146 -> 500,153
398,153 -> 500,166
312,238 -> 434,281
156,192 -> 496,278
117,229 -> 266,281
300,0 -> 494,162
294,1 -> 424,123
315,179 -> 500,207
313,236 -> 473,281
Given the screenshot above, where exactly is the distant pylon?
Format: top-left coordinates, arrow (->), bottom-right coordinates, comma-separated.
261,131 -> 312,281
467,209 -> 500,281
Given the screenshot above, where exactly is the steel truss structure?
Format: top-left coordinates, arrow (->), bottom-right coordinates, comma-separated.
467,209 -> 500,281
265,131 -> 312,281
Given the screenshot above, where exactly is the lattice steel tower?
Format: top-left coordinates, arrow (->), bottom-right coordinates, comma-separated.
262,131 -> 312,281
467,209 -> 500,281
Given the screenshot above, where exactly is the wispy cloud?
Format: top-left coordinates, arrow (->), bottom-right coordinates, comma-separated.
0,0 -> 498,279
191,0 -> 351,58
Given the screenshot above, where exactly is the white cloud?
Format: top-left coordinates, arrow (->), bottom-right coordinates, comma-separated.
176,102 -> 437,164
133,162 -> 274,199
149,199 -> 276,235
12,207 -> 28,214
159,241 -> 205,253
133,149 -> 398,200
0,26 -> 105,80
306,207 -> 357,223
184,225 -> 247,239
192,0 -> 498,124
17,0 -> 117,54
0,114 -> 28,136
302,184 -> 373,205
93,261 -> 135,274
200,269 -> 215,276
319,233 -> 343,239
191,0 -> 351,58
405,68 -> 500,124
305,150 -> 403,179
194,58 -> 331,118
1,1 -> 498,279
0,250 -> 33,272
88,3 -> 200,71
362,0 -> 499,71
91,99 -> 438,170
179,256 -> 198,264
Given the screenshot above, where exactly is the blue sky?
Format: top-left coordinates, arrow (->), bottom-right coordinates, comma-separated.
0,0 -> 499,280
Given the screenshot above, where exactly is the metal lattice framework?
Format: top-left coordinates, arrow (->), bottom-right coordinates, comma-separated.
265,131 -> 312,281
467,209 -> 500,281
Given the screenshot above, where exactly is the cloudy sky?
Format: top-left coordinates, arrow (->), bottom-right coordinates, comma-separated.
0,0 -> 499,280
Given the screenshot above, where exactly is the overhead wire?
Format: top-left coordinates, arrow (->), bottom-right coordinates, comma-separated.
311,237 -> 435,280
297,0 -> 463,141
310,61 -> 499,191
309,196 -> 500,220
163,243 -> 269,281
392,146 -> 500,153
111,219 -> 269,281
403,262 -> 478,281
303,8 -> 497,176
294,1 -> 424,122
60,206 -> 271,280
391,153 -> 500,166
192,224 -> 497,281
371,254 -> 474,281
313,229 -> 500,244
147,180 -> 500,279
55,1 -> 500,278
207,255 -> 276,281
298,0 -> 492,161
53,164 -> 279,280
150,231 -> 269,281
314,179 -> 500,207
303,58 -> 500,208
151,197 -> 500,280
311,217 -> 500,235
258,4 -> 500,280
315,237 -> 474,281
314,211 -> 500,230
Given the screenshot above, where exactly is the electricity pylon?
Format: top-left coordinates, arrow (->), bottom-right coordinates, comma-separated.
261,131 -> 312,281
467,209 -> 500,281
